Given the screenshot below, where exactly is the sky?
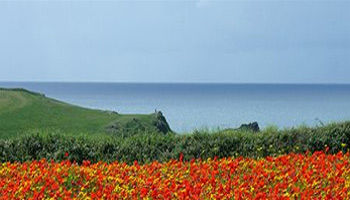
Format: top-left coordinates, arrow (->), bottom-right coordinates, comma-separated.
0,0 -> 349,83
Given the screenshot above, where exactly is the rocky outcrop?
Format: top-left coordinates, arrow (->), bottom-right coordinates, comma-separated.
223,122 -> 260,133
105,111 -> 172,136
237,122 -> 260,132
152,111 -> 172,134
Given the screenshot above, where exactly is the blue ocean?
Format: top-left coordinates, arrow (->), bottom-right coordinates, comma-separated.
1,82 -> 350,133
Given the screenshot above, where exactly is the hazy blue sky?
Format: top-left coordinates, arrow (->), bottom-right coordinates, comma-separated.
0,0 -> 349,83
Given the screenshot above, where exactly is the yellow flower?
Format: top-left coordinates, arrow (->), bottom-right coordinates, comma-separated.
341,143 -> 347,147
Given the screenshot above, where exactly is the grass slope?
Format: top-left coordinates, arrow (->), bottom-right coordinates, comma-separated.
0,88 -> 169,138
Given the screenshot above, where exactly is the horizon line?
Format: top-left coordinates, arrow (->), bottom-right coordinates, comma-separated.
1,80 -> 350,85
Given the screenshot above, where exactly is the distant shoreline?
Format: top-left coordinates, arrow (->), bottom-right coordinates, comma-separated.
1,82 -> 350,132
1,81 -> 350,85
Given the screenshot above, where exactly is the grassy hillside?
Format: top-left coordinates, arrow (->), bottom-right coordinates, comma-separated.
0,88 -> 171,138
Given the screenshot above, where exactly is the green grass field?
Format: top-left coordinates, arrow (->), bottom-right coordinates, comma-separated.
0,88 -> 171,138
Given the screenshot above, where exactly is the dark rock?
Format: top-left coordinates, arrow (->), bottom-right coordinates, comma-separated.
153,111 -> 172,134
237,122 -> 260,132
105,111 -> 172,136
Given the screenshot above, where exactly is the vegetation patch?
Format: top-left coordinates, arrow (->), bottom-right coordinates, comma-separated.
0,121 -> 349,164
1,151 -> 349,199
0,88 -> 171,138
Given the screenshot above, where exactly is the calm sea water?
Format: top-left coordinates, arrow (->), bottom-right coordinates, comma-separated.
1,82 -> 350,133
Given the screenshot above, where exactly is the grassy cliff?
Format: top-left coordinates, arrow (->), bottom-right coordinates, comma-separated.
0,88 -> 171,138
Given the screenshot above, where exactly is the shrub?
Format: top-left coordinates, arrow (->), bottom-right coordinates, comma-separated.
0,121 -> 349,164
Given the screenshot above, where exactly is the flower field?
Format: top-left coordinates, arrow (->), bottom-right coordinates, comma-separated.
1,151 -> 350,200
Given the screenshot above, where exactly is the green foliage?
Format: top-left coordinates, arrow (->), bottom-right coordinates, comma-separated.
0,121 -> 349,164
0,88 -> 171,138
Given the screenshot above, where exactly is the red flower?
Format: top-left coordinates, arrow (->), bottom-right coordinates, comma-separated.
140,187 -> 148,198
179,152 -> 184,162
64,152 -> 69,158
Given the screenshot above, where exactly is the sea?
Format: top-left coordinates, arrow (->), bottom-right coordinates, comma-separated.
1,82 -> 350,133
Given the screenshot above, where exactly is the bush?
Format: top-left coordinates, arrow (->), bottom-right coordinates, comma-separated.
0,121 -> 349,164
